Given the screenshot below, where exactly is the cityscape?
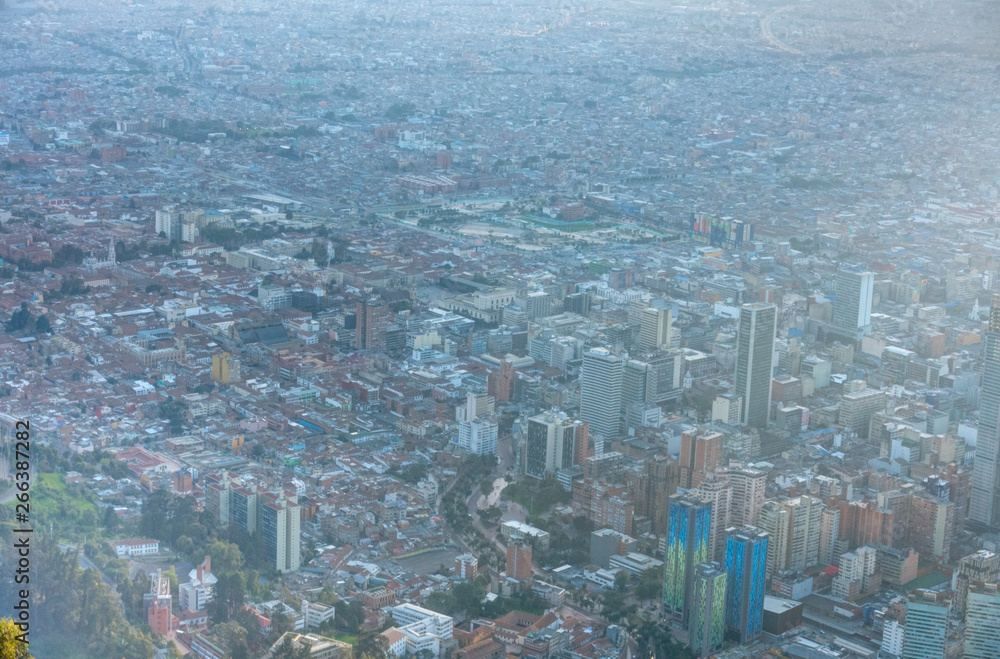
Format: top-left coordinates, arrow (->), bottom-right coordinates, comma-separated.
0,0 -> 999,658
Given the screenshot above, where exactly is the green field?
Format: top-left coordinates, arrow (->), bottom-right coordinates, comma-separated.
526,217 -> 595,233
3,472 -> 99,536
333,633 -> 358,646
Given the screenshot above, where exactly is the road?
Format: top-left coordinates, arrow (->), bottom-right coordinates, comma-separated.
0,466 -> 35,505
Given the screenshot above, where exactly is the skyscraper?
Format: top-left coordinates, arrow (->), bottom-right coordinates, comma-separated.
696,471 -> 731,563
902,590 -> 950,659
355,297 -> 392,351
724,526 -> 768,645
972,295 -> 1000,528
524,410 -> 587,478
580,348 -> 623,440
729,468 -> 766,527
955,551 -> 1000,616
663,494 -> 712,624
758,501 -> 790,583
785,495 -> 825,572
735,303 -> 776,428
679,429 -> 723,489
688,563 -> 727,659
259,493 -> 301,573
965,582 -> 1000,659
832,266 -> 875,333
639,306 -> 672,351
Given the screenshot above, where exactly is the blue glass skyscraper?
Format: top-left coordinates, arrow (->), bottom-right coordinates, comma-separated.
663,493 -> 712,624
725,526 -> 769,644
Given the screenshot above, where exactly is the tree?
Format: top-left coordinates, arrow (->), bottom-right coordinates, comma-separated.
208,539 -> 246,574
0,617 -> 31,658
34,314 -> 51,334
614,570 -> 630,592
5,302 -> 31,333
357,630 -> 389,659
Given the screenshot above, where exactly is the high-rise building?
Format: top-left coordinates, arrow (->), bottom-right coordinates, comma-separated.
955,551 -> 1000,616
696,471 -> 732,563
881,619 -> 905,659
819,507 -> 841,566
901,590 -> 950,659
832,266 -> 875,333
663,494 -> 712,624
457,390 -> 495,423
455,554 -> 478,580
524,410 -> 587,479
839,387 -> 886,439
506,543 -> 532,582
458,417 -> 499,456
258,284 -> 291,311
735,303 -> 776,427
965,582 -> 1000,659
784,495 -> 824,572
580,348 -> 623,440
831,546 -> 879,601
355,298 -> 393,351
729,468 -> 766,527
679,429 -> 723,489
155,208 -> 181,242
211,352 -> 241,384
758,502 -> 790,583
260,493 -> 301,574
972,295 -> 1000,528
639,306 -> 672,351
724,527 -> 768,645
688,563 -> 727,659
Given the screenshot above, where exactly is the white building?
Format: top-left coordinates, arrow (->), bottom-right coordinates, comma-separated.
109,538 -> 160,558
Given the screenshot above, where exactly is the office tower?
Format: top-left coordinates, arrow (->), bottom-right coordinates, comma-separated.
524,410 -> 587,478
155,208 -> 181,242
729,468 -> 766,527
639,306 -> 672,351
832,266 -> 875,333
679,429 -> 723,489
644,350 -> 683,405
258,284 -> 291,311
758,502 -> 790,583
355,298 -> 392,351
724,527 -> 768,645
881,619 -> 904,659
506,543 -> 532,582
831,546 -> 878,601
965,582 -> 1000,659
901,590 -> 950,659
839,387 -> 886,439
260,493 -> 301,573
972,295 -> 1000,528
712,393 -> 743,425
663,494 -> 712,624
955,551 -> 1000,616
580,348 -> 623,440
636,453 -> 678,536
590,528 -> 638,569
696,471 -> 732,563
819,507 -> 841,566
735,303 -> 776,427
688,563 -> 727,659
622,358 -> 649,415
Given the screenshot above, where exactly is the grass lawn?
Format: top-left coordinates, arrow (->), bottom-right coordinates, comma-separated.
333,633 -> 358,646
4,472 -> 99,537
